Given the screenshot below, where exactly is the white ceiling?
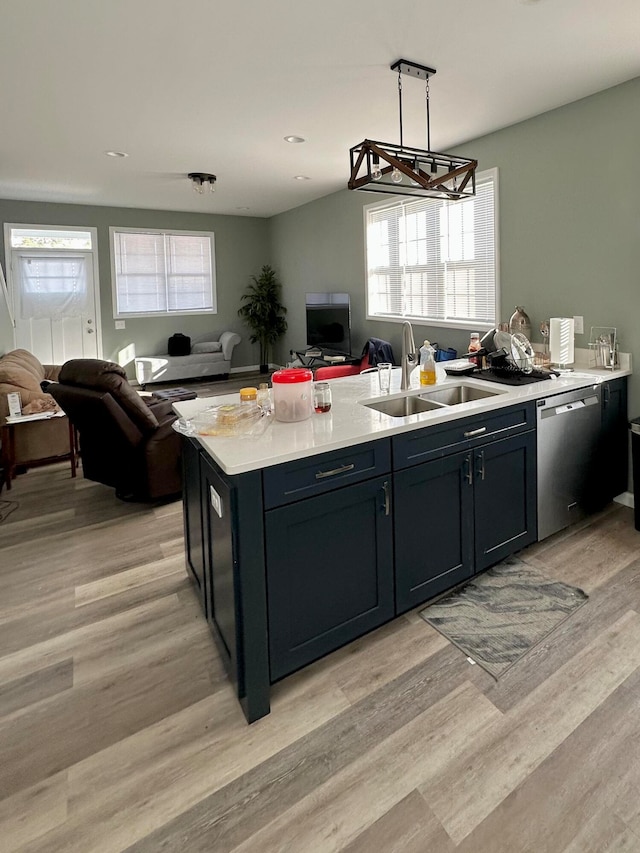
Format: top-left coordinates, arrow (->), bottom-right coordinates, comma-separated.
1,0 -> 639,219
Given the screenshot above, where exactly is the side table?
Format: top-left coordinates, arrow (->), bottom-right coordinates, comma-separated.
1,412 -> 78,492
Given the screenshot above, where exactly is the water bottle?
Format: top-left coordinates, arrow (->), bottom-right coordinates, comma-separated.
468,332 -> 481,367
419,341 -> 436,386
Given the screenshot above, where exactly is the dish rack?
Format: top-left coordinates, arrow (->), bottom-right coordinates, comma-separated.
484,363 -> 550,380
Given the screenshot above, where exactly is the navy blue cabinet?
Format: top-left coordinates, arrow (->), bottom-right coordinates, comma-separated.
394,420 -> 537,613
182,437 -> 206,614
266,474 -> 394,680
598,377 -> 628,504
473,431 -> 537,571
394,451 -> 474,612
199,454 -> 270,723
184,402 -> 540,721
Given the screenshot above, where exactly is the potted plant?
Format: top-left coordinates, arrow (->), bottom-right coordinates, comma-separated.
237,265 -> 288,373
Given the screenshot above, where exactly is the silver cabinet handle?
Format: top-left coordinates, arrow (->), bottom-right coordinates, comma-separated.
315,462 -> 355,480
603,384 -> 610,405
464,426 -> 486,438
476,450 -> 485,481
382,481 -> 390,516
464,453 -> 473,485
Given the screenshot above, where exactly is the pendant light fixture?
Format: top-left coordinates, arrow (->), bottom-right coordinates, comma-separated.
348,60 -> 477,200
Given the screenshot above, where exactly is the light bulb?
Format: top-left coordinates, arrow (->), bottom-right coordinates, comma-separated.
391,167 -> 402,184
371,156 -> 382,181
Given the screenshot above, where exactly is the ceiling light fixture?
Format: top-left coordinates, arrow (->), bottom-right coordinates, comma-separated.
105,150 -> 129,158
348,59 -> 477,201
284,135 -> 306,143
188,172 -> 216,193
293,175 -> 311,181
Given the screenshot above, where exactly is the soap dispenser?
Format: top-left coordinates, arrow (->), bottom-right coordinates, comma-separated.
419,340 -> 436,386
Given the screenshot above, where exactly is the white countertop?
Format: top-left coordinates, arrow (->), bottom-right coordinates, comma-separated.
174,364 -> 631,476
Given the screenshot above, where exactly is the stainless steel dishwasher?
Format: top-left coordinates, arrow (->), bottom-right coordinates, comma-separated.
537,384 -> 601,540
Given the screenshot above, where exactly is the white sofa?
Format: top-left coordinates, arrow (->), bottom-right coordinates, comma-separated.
134,331 -> 241,388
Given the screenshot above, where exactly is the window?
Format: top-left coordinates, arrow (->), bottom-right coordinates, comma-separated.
365,168 -> 498,329
110,227 -> 216,317
10,227 -> 93,250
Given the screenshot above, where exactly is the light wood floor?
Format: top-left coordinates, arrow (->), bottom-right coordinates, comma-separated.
1,463 -> 640,852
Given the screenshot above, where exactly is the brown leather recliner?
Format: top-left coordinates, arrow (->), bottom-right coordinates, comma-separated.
45,359 -> 182,501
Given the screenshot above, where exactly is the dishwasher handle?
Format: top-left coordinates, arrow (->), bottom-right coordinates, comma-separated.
539,394 -> 599,419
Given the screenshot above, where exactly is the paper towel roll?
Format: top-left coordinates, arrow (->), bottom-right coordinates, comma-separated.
549,317 -> 575,366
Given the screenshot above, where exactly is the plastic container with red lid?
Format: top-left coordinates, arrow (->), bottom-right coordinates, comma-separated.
271,368 -> 313,422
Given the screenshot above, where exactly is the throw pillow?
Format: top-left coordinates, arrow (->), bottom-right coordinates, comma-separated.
191,341 -> 222,354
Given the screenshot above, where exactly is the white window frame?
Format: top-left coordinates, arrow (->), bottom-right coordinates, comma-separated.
364,167 -> 499,331
109,226 -> 217,319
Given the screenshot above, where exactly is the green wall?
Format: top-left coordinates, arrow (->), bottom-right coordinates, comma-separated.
0,199 -> 270,372
270,76 -> 640,413
2,75 -> 639,410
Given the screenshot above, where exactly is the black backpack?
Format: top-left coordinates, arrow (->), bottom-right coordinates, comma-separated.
167,333 -> 191,357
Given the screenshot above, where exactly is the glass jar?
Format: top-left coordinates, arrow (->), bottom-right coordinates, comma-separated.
239,386 -> 258,407
256,382 -> 272,414
313,382 -> 332,413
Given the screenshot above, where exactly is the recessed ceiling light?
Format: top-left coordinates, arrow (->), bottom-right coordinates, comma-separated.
294,175 -> 311,181
235,206 -> 250,211
284,135 -> 306,143
105,150 -> 129,158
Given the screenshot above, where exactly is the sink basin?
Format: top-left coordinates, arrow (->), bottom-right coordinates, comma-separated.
361,381 -> 506,418
364,395 -> 446,417
420,384 -> 504,405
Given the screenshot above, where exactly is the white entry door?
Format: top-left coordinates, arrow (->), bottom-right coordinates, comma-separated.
12,251 -> 101,364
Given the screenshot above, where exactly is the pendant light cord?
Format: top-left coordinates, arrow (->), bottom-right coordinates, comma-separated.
397,69 -> 403,149
425,74 -> 431,151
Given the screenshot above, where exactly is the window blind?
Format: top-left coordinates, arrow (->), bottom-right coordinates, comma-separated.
366,171 -> 497,326
112,230 -> 215,316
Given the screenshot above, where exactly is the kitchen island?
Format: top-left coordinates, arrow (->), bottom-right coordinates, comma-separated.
175,364 -> 630,722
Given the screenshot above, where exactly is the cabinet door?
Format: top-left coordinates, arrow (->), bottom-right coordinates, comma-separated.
266,475 -> 394,681
473,431 -> 537,572
182,437 -> 206,614
394,452 -> 474,614
598,378 -> 628,505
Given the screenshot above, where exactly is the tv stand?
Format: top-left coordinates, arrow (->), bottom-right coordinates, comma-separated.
292,348 -> 360,369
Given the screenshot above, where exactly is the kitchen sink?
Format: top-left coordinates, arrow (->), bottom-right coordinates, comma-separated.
361,381 -> 506,418
419,384 -> 505,405
364,395 -> 446,417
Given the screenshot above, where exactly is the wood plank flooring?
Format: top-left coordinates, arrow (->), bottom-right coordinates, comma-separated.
1,463 -> 640,851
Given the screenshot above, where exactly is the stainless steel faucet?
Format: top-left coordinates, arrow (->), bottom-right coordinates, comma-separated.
400,321 -> 418,390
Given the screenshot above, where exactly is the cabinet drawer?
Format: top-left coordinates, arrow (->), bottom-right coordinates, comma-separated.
393,402 -> 535,469
263,439 -> 391,509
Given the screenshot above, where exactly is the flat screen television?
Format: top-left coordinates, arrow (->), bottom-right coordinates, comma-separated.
306,292 -> 351,354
